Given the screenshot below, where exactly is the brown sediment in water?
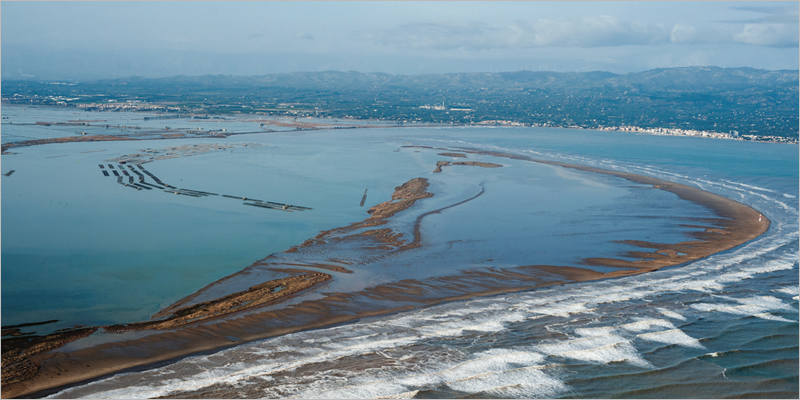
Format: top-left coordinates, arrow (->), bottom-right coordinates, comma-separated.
452,161 -> 502,168
0,151 -> 770,398
286,177 -> 434,252
104,273 -> 332,334
433,160 -> 450,173
434,160 -> 502,173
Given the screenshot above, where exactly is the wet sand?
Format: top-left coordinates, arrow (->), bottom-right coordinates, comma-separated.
1,149 -> 770,399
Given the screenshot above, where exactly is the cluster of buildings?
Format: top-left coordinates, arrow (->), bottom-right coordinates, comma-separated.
601,125 -> 736,139
475,120 -> 527,127
3,93 -> 187,113
418,103 -> 474,112
599,125 -> 797,143
79,100 -> 182,113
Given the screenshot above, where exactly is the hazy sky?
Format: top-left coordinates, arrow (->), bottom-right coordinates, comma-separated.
2,1 -> 798,80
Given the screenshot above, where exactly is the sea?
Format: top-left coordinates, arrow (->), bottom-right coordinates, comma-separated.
1,105 -> 797,398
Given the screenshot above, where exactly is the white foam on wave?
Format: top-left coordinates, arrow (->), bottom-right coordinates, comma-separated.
535,332 -> 652,368
618,319 -> 675,333
742,260 -> 797,275
290,349 -> 564,399
414,319 -> 508,338
750,313 -> 796,323
106,334 -> 418,398
592,290 -> 643,304
524,302 -> 593,317
377,390 -> 421,399
772,286 -> 800,296
293,380 -> 416,399
562,341 -> 652,368
445,365 -> 568,398
716,271 -> 753,283
656,308 -> 687,321
690,303 -> 724,313
634,163 -> 798,219
690,300 -> 792,321
721,180 -> 776,193
573,326 -> 615,337
733,295 -> 793,311
685,238 -> 797,282
636,329 -> 705,349
438,350 -> 547,382
655,278 -> 725,293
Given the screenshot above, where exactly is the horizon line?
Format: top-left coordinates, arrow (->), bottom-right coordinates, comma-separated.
3,65 -> 799,83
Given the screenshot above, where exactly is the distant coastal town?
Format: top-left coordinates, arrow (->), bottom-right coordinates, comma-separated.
3,97 -> 797,144
434,118 -> 797,143
596,125 -> 794,143
3,67 -> 798,145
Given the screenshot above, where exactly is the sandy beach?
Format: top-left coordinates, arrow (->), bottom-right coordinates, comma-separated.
1,149 -> 770,399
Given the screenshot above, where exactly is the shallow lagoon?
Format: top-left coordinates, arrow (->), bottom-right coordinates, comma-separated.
3,110 -> 722,333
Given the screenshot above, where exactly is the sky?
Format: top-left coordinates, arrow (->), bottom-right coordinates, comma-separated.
2,1 -> 798,80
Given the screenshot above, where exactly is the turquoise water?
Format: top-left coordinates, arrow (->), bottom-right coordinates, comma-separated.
3,125 -> 718,331
1,106 -> 797,398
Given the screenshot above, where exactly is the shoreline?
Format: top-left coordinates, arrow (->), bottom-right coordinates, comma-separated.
1,149 -> 770,399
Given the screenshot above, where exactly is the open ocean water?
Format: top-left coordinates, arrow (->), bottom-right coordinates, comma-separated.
1,106 -> 797,398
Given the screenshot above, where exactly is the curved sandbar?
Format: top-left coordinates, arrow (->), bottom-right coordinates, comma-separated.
1,152 -> 769,399
461,148 -> 769,273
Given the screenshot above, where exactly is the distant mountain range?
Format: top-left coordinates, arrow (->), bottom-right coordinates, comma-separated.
3,66 -> 798,138
85,66 -> 797,90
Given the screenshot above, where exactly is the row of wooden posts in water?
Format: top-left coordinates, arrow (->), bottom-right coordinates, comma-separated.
98,163 -> 312,212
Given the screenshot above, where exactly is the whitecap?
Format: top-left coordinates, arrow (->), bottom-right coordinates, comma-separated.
734,296 -> 793,311
377,390 -> 420,399
536,333 -> 652,368
446,366 -> 568,398
618,319 -> 675,333
636,329 -> 705,349
656,308 -> 687,321
750,313 -> 796,323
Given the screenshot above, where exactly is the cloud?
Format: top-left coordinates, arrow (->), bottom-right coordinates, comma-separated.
510,16 -> 672,47
670,24 -> 698,44
357,12 -> 798,52
733,23 -> 799,48
354,22 -> 493,50
356,17 -> 673,51
722,5 -> 799,48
